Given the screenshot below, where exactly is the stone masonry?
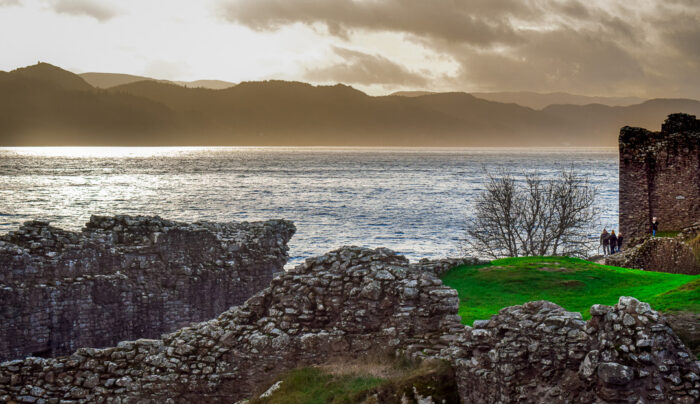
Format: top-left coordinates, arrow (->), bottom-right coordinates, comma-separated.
0,215 -> 295,362
619,113 -> 700,244
1,247 -> 697,403
605,237 -> 699,275
445,298 -> 700,403
0,247 -> 464,402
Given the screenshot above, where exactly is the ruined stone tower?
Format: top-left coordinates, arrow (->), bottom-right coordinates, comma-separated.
619,113 -> 700,243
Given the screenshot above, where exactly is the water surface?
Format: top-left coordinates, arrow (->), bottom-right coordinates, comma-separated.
0,147 -> 618,265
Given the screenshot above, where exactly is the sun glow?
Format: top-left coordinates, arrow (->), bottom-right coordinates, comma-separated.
3,147 -> 199,158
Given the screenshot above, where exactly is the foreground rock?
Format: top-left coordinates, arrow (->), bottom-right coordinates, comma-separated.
0,215 -> 295,361
1,247 -> 698,403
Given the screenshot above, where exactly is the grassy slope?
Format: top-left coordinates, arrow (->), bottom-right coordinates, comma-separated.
248,367 -> 383,404
249,359 -> 459,404
440,256 -> 700,325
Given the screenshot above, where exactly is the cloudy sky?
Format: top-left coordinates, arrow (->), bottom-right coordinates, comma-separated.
0,0 -> 698,97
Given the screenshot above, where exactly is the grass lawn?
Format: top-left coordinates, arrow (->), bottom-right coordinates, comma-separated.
440,256 -> 700,325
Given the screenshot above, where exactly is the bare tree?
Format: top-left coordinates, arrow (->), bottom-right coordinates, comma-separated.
462,167 -> 598,258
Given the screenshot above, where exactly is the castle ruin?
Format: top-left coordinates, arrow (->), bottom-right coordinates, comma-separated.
619,113 -> 700,243
0,215 -> 295,362
2,247 -> 698,403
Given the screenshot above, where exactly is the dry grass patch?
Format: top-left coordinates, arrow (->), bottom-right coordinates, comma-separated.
317,355 -> 407,379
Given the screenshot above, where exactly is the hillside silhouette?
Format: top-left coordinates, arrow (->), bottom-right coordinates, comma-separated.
80,72 -> 153,89
469,91 -> 645,110
1,63 -> 699,146
12,63 -> 94,92
80,72 -> 235,90
391,90 -> 645,109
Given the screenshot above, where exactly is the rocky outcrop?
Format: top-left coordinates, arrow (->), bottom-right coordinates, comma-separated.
619,113 -> 700,244
1,246 -> 698,403
605,236 -> 699,275
0,215 -> 295,361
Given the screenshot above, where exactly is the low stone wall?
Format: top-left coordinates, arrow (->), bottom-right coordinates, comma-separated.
410,257 -> 486,277
605,237 -> 699,275
447,298 -> 700,403
1,247 -> 697,403
680,221 -> 700,241
0,215 -> 295,361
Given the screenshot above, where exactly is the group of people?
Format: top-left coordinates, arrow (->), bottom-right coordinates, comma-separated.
600,228 -> 623,255
601,217 -> 660,256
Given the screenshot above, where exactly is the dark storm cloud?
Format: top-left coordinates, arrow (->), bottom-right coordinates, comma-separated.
450,29 -> 645,94
656,12 -> 700,61
221,0 -> 529,45
220,0 -> 700,97
303,47 -> 429,87
50,0 -> 121,22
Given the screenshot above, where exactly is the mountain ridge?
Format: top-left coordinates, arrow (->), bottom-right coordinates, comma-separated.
1,63 -> 699,146
80,72 -> 236,90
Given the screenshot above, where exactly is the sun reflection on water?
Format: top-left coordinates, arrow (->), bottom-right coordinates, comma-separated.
4,146 -> 617,158
4,147 -> 200,158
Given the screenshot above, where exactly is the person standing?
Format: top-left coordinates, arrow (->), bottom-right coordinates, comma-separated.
617,232 -> 623,252
652,217 -> 659,237
600,228 -> 610,255
609,230 -> 618,254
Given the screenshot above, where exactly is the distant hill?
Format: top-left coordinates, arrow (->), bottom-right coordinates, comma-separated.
80,72 -> 235,90
0,65 -> 180,145
2,63 -> 699,146
469,91 -> 646,110
173,80 -> 235,90
80,72 -> 153,89
391,91 -> 435,97
12,63 -> 94,92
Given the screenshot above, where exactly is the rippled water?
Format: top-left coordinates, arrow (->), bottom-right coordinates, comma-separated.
0,147 -> 618,265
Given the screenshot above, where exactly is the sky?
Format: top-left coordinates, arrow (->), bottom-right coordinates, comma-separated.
0,0 -> 698,97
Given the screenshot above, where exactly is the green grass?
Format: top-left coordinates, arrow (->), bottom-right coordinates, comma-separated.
249,367 -> 384,404
440,256 -> 699,325
656,230 -> 680,238
648,278 -> 700,313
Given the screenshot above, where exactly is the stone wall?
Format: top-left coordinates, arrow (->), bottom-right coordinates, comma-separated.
410,256 -> 486,277
605,237 -> 699,275
619,113 -> 700,243
0,247 -> 464,402
0,215 -> 295,362
446,298 -> 699,403
1,246 -> 697,403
